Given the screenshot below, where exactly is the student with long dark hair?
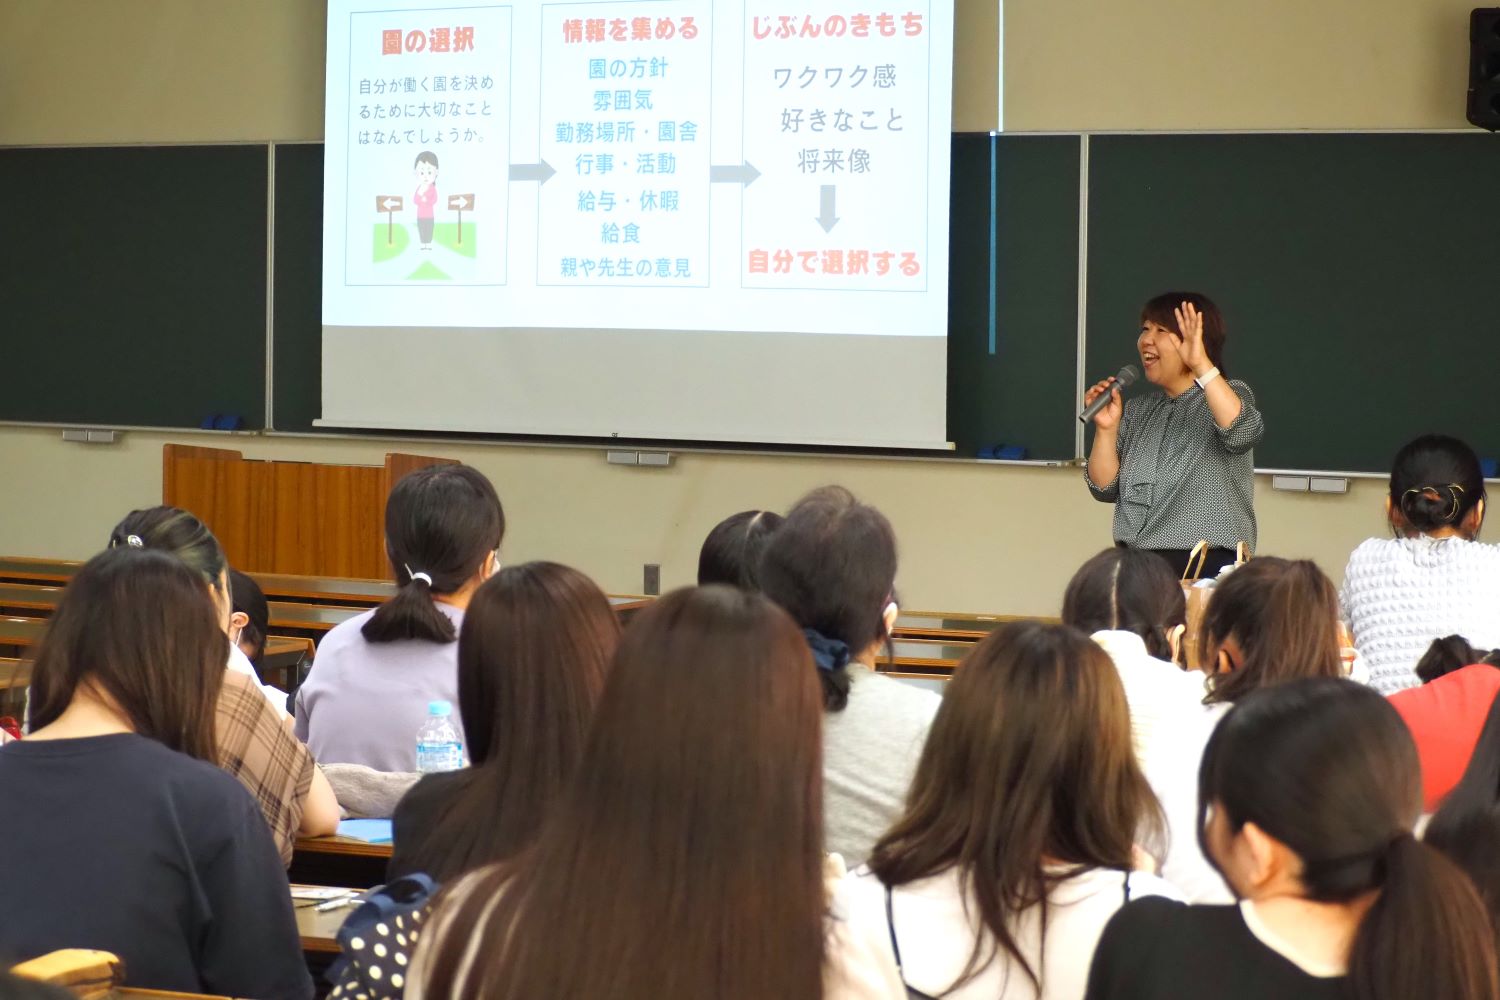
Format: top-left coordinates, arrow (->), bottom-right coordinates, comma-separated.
407,586 -> 904,1000
760,486 -> 940,865
388,562 -> 620,882
1342,434 -> 1500,694
1200,557 -> 1345,706
0,549 -> 312,999
1426,690 -> 1500,940
1086,678 -> 1499,1000
295,464 -> 505,771
697,509 -> 784,589
1062,548 -> 1222,902
108,506 -> 338,862
846,622 -> 1177,1000
1083,293 -> 1265,579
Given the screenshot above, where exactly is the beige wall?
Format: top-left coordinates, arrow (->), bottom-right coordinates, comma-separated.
0,0 -> 1451,612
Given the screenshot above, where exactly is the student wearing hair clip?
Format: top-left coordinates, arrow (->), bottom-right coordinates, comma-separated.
1341,434 -> 1500,694
295,465 -> 505,771
760,486 -> 940,866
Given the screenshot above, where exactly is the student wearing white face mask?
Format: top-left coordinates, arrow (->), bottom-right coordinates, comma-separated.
294,465 -> 505,772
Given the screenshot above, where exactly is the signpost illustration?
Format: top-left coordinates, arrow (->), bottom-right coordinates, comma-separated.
448,193 -> 476,245
376,194 -> 404,245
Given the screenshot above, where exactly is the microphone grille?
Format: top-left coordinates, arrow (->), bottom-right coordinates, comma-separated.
1117,365 -> 1140,387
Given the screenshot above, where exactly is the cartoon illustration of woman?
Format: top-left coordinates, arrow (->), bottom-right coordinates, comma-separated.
413,151 -> 439,250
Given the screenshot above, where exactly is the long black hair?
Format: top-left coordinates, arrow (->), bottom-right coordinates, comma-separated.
1199,678 -> 1498,1000
363,465 -> 505,644
1061,548 -> 1186,663
758,486 -> 897,711
697,510 -> 784,590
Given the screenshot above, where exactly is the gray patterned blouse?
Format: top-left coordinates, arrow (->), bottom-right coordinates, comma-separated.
1085,380 -> 1265,551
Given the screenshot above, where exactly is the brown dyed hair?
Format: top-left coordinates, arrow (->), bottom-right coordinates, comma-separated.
395,562 -> 619,883
27,547 -> 225,761
417,585 -> 827,1000
1141,291 -> 1229,376
868,622 -> 1164,994
1200,557 -> 1344,705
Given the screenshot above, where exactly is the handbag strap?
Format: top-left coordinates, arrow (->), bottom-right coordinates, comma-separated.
1181,540 -> 1209,582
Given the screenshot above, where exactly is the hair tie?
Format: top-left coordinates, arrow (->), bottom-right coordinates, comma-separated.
126,534 -> 144,548
802,629 -> 850,674
403,564 -> 433,587
1403,483 -> 1465,523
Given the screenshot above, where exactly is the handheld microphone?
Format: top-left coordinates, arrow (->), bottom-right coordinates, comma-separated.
1078,365 -> 1139,424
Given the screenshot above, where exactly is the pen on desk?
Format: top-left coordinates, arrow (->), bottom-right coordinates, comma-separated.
315,893 -> 362,912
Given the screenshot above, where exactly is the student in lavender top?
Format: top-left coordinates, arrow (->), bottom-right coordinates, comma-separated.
295,464 -> 504,772
1341,434 -> 1500,695
0,548 -> 312,1000
759,485 -> 940,866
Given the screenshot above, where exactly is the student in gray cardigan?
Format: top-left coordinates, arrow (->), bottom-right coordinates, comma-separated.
759,486 -> 941,866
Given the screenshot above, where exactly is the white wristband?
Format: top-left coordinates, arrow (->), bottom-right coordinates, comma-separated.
1195,366 -> 1221,389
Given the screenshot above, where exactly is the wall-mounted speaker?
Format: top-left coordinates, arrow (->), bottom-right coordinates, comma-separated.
1469,8 -> 1500,130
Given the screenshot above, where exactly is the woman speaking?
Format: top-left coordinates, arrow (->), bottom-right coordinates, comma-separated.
1084,293 -> 1265,579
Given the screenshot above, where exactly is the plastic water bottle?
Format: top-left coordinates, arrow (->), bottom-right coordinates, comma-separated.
415,700 -> 463,773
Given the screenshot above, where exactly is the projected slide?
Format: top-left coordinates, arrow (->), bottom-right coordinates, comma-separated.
323,0 -> 951,338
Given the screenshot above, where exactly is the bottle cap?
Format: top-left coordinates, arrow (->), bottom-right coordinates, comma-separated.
428,700 -> 453,717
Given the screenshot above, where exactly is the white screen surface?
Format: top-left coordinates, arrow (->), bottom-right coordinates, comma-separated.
322,0 -> 954,447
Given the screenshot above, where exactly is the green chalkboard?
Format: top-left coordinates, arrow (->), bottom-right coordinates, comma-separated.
0,145 -> 267,428
1086,133 -> 1500,473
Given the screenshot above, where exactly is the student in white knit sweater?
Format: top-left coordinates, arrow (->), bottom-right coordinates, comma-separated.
1061,549 -> 1228,903
760,486 -> 942,867
1341,434 -> 1500,695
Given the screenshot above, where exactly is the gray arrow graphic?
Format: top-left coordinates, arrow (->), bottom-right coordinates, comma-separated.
509,160 -> 557,184
816,184 -> 839,233
709,161 -> 761,186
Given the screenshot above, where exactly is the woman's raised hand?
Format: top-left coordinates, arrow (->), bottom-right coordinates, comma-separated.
1172,301 -> 1212,378
1084,377 -> 1123,431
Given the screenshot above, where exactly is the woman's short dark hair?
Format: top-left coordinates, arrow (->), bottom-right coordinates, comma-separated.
758,486 -> 898,711
1061,548 -> 1187,663
27,548 -> 226,762
363,464 -> 505,644
415,151 -> 438,169
1415,635 -> 1500,684
1201,678 -> 1499,1000
1388,434 -> 1486,538
1141,291 -> 1229,376
229,569 -> 269,666
1201,557 -> 1343,705
107,506 -> 227,595
697,510 -> 784,590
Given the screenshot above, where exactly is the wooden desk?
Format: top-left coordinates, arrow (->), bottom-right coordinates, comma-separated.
893,610 -> 1058,641
0,556 -> 75,585
885,638 -> 972,674
291,886 -> 354,955
290,835 -> 393,890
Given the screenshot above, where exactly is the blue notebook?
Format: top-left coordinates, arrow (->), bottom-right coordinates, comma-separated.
337,818 -> 394,844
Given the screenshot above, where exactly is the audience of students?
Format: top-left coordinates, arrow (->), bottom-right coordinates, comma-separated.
846,621 -> 1178,1000
0,549 -> 313,999
697,509 -> 784,589
759,486 -> 941,865
1086,678 -> 1499,1000
295,464 -> 505,771
1342,434 -> 1500,694
106,506 -> 339,861
407,585 -> 904,1000
388,561 -> 620,883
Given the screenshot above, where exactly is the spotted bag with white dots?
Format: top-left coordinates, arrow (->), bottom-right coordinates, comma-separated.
326,873 -> 438,1000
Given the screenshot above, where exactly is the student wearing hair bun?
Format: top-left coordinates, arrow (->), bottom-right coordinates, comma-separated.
1341,434 -> 1500,694
295,465 -> 505,771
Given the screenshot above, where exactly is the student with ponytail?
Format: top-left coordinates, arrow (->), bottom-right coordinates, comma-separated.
759,486 -> 940,866
1086,678 -> 1500,1000
1342,433 -> 1500,694
295,465 -> 504,771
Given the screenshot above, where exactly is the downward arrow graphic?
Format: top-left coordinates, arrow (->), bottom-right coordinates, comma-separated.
816,185 -> 839,233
